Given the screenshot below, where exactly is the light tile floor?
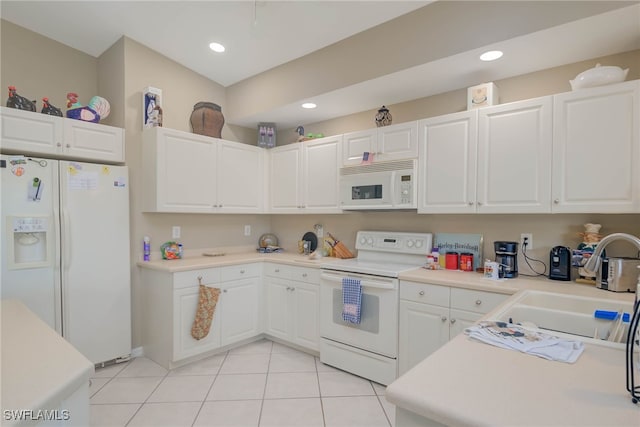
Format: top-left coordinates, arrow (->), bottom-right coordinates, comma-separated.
90,339 -> 395,427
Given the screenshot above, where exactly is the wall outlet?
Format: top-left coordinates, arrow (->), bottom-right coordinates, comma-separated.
520,233 -> 533,250
244,225 -> 251,236
172,226 -> 181,239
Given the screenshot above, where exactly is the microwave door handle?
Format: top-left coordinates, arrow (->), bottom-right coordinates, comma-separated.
320,272 -> 395,290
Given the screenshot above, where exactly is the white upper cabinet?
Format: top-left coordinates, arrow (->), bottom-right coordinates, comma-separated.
476,96 -> 553,213
269,144 -> 303,213
269,135 -> 342,213
302,135 -> 342,212
342,121 -> 418,165
1,106 -> 124,163
552,80 -> 640,213
418,97 -> 552,214
418,111 -> 478,213
142,127 -> 264,213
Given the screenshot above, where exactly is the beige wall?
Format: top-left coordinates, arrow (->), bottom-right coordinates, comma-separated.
0,20 -> 98,115
2,20 -> 639,351
285,49 -> 640,138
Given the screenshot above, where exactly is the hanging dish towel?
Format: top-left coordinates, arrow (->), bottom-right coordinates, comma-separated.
342,277 -> 362,324
191,285 -> 221,340
464,321 -> 584,363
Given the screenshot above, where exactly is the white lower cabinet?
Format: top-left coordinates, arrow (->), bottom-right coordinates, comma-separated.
398,281 -> 508,375
264,264 -> 320,351
141,263 -> 262,369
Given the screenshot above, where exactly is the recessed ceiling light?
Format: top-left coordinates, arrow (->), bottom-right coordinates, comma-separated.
480,50 -> 503,61
302,102 -> 317,109
209,42 -> 225,53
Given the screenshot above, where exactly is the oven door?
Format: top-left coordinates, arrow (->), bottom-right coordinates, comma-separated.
340,171 -> 393,210
320,270 -> 398,358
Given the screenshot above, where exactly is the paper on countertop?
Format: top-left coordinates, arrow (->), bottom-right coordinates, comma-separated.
465,321 -> 584,363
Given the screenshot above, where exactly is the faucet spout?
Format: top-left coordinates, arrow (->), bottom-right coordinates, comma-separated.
582,233 -> 640,276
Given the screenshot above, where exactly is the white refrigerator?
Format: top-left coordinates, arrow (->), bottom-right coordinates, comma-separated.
1,154 -> 131,364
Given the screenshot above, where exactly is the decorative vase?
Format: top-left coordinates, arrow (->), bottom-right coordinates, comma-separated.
375,105 -> 392,127
190,102 -> 225,138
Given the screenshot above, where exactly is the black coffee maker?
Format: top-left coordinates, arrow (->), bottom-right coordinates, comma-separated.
494,241 -> 518,278
549,246 -> 572,281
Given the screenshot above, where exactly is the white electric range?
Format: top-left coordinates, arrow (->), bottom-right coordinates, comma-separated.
319,231 -> 433,385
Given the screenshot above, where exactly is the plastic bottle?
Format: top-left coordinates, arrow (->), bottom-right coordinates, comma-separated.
431,247 -> 440,269
143,236 -> 151,261
178,243 -> 184,259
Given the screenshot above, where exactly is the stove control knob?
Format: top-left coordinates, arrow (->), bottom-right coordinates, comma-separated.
406,240 -> 414,248
415,240 -> 424,248
367,238 -> 374,245
359,237 -> 367,245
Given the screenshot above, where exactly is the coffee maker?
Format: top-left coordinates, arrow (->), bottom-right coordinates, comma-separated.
494,241 -> 518,278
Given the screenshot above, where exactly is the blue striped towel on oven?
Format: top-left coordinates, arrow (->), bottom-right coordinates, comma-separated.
342,277 -> 362,324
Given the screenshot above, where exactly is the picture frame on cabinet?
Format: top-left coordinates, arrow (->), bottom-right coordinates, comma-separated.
143,86 -> 163,129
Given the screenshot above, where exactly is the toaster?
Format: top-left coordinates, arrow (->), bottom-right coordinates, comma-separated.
597,257 -> 640,292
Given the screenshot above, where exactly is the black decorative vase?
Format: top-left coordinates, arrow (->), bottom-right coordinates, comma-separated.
375,105 -> 392,127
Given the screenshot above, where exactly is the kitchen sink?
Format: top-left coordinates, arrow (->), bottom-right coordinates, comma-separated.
491,290 -> 633,349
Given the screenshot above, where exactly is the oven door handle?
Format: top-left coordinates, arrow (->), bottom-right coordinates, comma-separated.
320,272 -> 395,290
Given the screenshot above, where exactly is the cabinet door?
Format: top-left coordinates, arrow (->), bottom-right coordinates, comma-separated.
552,80 -> 640,213
418,111 -> 478,213
155,129 -> 216,212
291,281 -> 320,351
265,277 -> 292,341
173,286 -> 222,361
377,121 -> 418,161
217,140 -> 264,212
220,278 -> 260,346
63,119 -> 124,163
302,136 -> 342,212
342,129 -> 377,165
398,300 -> 449,376
449,309 -> 481,339
269,144 -> 302,212
477,96 -> 552,213
1,106 -> 62,156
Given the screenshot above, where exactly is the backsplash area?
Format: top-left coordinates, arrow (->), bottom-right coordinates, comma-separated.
270,213 -> 640,275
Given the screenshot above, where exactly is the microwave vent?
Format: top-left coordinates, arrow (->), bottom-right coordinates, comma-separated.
340,159 -> 415,176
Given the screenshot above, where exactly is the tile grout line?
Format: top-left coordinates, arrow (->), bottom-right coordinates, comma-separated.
190,349 -> 230,427
122,360 -> 171,427
256,341 -> 273,426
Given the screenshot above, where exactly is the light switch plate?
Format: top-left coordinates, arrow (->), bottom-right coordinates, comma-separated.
172,226 -> 181,239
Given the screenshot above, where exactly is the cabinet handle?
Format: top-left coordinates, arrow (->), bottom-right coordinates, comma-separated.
441,316 -> 447,322
223,289 -> 227,293
275,269 -> 280,273
302,273 -> 307,278
468,201 -> 473,206
286,287 -> 291,291
219,204 -> 223,208
66,143 -> 71,148
240,270 -> 245,274
290,287 -> 295,291
554,199 -> 559,204
477,202 -> 482,206
419,290 -> 425,296
57,142 -> 62,147
475,299 -> 482,305
450,318 -> 457,324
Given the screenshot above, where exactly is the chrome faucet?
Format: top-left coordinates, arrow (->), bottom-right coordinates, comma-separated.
583,233 -> 640,276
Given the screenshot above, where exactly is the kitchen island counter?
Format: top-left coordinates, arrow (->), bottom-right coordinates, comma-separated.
386,329 -> 637,426
1,299 -> 94,425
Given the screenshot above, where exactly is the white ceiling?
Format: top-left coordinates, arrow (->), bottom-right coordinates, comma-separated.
2,1 -> 639,129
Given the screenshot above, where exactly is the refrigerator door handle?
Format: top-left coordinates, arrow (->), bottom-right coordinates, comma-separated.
62,208 -> 71,269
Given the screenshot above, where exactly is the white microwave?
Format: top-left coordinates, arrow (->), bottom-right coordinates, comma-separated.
339,159 -> 417,210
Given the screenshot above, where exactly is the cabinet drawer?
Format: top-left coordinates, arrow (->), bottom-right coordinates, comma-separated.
173,268 -> 220,289
264,263 -> 292,279
290,266 -> 320,284
220,263 -> 261,281
400,281 -> 449,307
450,288 -> 508,314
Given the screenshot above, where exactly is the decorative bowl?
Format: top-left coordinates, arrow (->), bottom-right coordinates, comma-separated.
570,63 -> 629,91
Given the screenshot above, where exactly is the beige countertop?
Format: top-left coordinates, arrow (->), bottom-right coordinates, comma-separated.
1,300 -> 94,418
388,269 -> 638,426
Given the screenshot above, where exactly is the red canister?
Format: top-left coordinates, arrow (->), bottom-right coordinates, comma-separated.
460,252 -> 474,271
445,252 -> 459,270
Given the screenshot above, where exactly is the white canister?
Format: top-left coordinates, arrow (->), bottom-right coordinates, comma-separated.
484,261 -> 500,280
